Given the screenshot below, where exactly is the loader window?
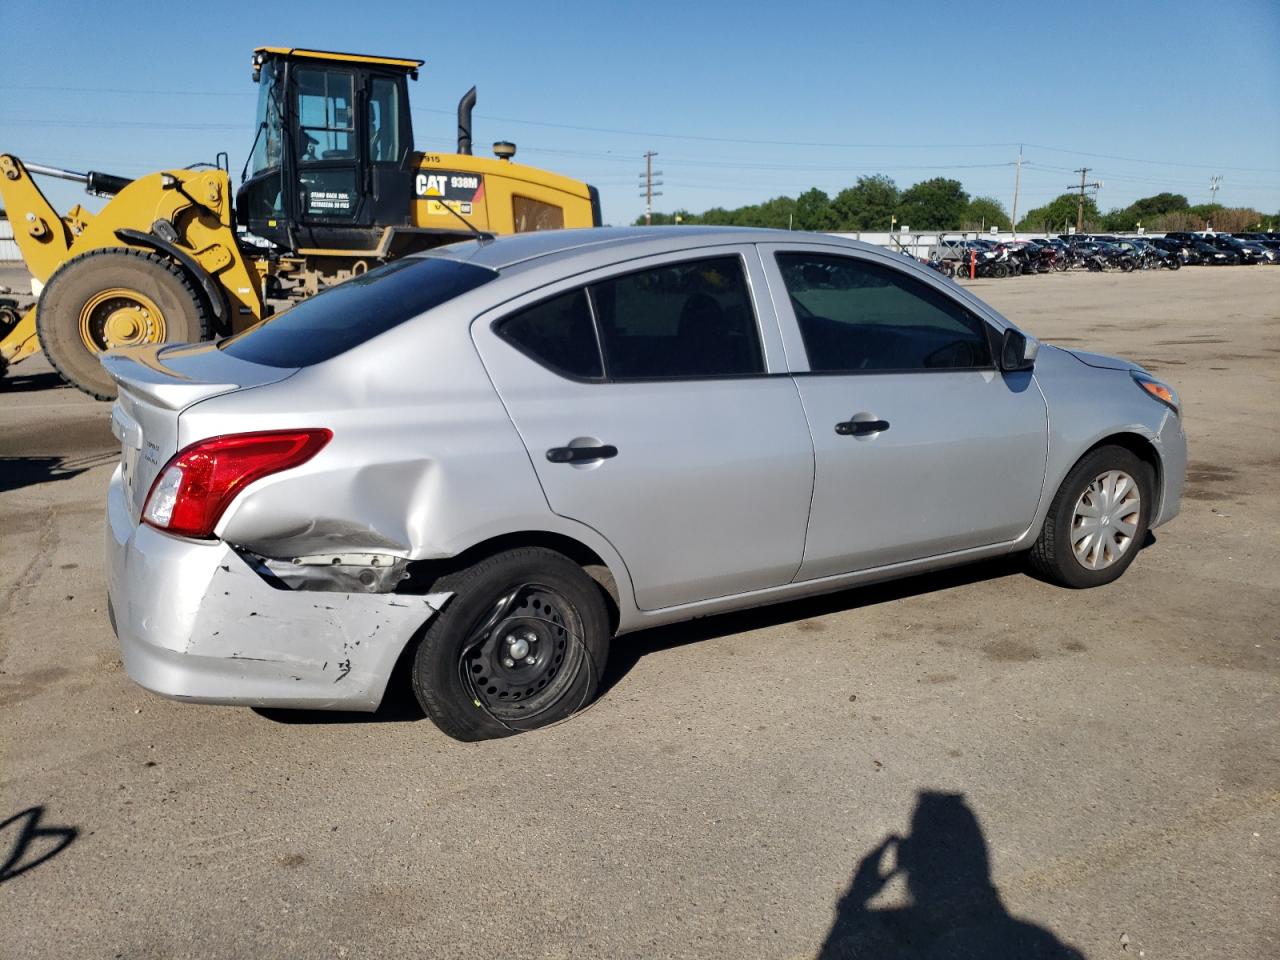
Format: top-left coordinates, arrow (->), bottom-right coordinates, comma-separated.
220,257 -> 497,368
368,77 -> 403,163
513,196 -> 565,233
250,61 -> 284,176
295,67 -> 355,162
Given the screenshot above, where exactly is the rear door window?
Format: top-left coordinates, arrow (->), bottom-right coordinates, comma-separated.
588,256 -> 763,379
220,257 -> 496,367
496,289 -> 602,379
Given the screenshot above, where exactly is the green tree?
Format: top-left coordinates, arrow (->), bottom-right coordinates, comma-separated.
634,211 -> 685,226
1128,192 -> 1189,223
722,195 -> 795,228
698,206 -> 737,226
963,196 -> 1009,231
793,188 -> 835,231
897,178 -> 969,230
831,175 -> 899,230
1017,193 -> 1101,233
1098,208 -> 1129,231
1100,193 -> 1190,231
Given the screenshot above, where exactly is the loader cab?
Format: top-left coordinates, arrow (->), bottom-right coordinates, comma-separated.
237,47 -> 421,253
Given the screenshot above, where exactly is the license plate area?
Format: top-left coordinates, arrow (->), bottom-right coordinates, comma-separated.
111,402 -> 143,510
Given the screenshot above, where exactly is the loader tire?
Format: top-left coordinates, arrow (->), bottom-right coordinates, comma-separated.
38,248 -> 210,400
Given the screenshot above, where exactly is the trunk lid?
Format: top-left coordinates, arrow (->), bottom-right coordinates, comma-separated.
102,343 -> 297,521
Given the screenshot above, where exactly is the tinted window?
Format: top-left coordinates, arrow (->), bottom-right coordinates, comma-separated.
776,253 -> 992,372
496,289 -> 602,379
589,257 -> 763,379
221,257 -> 496,367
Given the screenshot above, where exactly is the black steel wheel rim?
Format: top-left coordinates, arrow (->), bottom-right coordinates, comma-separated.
460,582 -> 586,722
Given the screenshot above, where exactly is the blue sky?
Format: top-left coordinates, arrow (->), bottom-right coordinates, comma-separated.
3,0 -> 1278,225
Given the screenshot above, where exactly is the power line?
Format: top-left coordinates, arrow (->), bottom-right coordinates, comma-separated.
0,116 -> 243,130
6,84 -> 1278,174
1024,142 -> 1280,174
6,84 -> 250,97
414,107 -> 1022,150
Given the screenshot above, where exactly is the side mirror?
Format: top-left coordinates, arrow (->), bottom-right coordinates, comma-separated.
999,328 -> 1038,372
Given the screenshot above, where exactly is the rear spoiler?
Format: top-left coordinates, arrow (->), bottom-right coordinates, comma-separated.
101,346 -> 240,411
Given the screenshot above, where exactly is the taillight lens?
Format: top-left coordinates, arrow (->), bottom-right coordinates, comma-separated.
142,429 -> 332,538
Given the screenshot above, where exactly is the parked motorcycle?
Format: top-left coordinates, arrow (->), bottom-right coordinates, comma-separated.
1096,242 -> 1137,272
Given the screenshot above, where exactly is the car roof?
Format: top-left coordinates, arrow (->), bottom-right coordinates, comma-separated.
417,225 -> 872,272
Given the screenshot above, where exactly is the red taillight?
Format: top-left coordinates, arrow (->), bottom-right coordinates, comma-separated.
142,429 -> 332,539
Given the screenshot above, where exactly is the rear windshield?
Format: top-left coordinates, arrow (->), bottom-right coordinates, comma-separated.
220,257 -> 497,367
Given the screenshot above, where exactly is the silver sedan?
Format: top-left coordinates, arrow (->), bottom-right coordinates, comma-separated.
104,227 -> 1186,740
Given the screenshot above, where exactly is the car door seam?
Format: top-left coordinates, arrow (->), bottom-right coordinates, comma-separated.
784,374 -> 820,583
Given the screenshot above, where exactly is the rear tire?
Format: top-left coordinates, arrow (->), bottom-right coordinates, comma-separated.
410,547 -> 611,741
1028,445 -> 1154,589
37,247 -> 210,400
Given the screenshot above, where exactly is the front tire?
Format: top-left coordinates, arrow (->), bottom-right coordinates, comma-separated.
37,248 -> 210,400
1028,445 -> 1154,588
410,547 -> 611,741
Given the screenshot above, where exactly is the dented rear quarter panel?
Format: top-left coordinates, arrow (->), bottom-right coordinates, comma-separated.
107,468 -> 450,710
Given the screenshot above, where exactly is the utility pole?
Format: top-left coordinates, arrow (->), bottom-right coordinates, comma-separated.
639,151 -> 662,225
1010,144 -> 1023,238
1069,167 -> 1102,234
1209,175 -> 1222,204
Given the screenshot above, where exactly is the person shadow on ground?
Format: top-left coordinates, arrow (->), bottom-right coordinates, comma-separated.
817,791 -> 1086,960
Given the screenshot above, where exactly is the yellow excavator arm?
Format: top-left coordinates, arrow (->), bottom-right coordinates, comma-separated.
0,154 -> 264,380
0,155 -> 96,366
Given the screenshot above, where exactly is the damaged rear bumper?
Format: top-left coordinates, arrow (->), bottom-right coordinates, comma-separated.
105,467 -> 450,711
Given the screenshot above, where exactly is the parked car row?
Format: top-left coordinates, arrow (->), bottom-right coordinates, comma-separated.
920,231 -> 1279,279
1064,232 -> 1280,267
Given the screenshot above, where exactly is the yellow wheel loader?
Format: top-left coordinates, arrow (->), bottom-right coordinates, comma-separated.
0,47 -> 602,398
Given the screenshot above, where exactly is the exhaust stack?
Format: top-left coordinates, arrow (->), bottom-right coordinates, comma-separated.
457,86 -> 477,156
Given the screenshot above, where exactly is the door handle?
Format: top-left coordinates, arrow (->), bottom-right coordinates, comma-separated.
546,444 -> 618,464
834,419 -> 890,436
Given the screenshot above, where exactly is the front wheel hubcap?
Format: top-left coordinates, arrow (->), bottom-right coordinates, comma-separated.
78,287 -> 167,353
1070,470 -> 1141,570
